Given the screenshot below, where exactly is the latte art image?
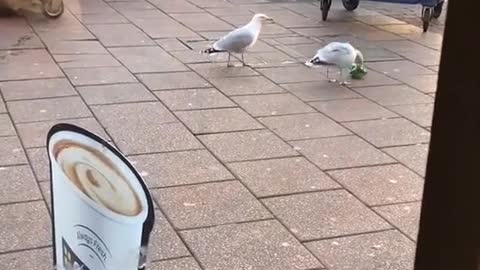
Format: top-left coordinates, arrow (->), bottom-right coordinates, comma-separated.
54,140 -> 142,217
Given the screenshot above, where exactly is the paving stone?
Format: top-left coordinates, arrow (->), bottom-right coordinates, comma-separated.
45,40 -> 108,54
65,66 -> 137,86
16,118 -> 109,149
199,130 -> 298,162
281,81 -> 360,102
0,18 -> 43,50
155,38 -> 190,51
206,6 -> 252,16
233,93 -> 315,117
373,202 -> 421,240
76,12 -> 129,24
0,137 -> 28,166
378,24 -> 422,34
128,150 -> 233,188
39,181 -> 51,213
240,51 -> 298,68
275,36 -> 316,45
344,118 -> 430,148
181,220 -> 323,270
26,148 -> 50,182
92,102 -> 201,154
0,201 -> 51,252
0,114 -> 15,137
138,72 -> 211,91
329,164 -> 424,206
305,230 -> 415,270
133,17 -> 200,39
0,247 -> 52,270
257,65 -> 325,84
401,32 -> 443,50
29,16 -> 95,43
149,210 -> 191,261
354,85 -> 433,106
109,1 -> 156,11
356,14 -> 407,25
77,83 -> 156,105
54,54 -> 121,69
311,98 -> 397,122
0,96 -> 5,113
154,181 -> 272,229
64,0 -> 113,14
398,74 -> 438,93
0,49 -> 63,81
171,50 -> 231,64
384,144 -> 429,176
150,257 -> 201,270
367,60 -> 434,80
208,76 -> 284,96
259,113 -> 351,141
171,13 -> 233,31
0,78 -> 76,101
175,108 -> 263,134
155,88 -> 235,111
292,136 -> 394,170
189,63 -> 259,78
397,49 -> 441,66
8,96 -> 91,123
389,103 -> 434,127
349,69 -> 401,88
109,46 -> 188,73
119,9 -> 167,21
149,0 -> 203,13
263,190 -> 391,240
88,24 -> 155,46
0,165 -> 42,204
229,157 -> 339,197
96,115 -> 200,155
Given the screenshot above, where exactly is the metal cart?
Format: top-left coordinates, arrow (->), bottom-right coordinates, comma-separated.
319,0 -> 444,32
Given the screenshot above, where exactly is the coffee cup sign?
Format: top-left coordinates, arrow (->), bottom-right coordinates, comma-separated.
47,124 -> 155,270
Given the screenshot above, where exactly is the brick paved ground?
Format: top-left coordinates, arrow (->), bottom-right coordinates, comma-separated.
0,0 -> 444,269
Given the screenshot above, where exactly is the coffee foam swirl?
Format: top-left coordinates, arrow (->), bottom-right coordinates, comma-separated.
54,141 -> 142,217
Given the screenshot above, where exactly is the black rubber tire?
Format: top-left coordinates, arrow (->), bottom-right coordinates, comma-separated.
433,1 -> 444,18
320,0 -> 331,21
422,7 -> 432,32
342,0 -> 359,11
42,0 -> 64,18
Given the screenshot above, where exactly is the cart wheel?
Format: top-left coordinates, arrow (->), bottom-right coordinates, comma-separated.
422,7 -> 432,32
342,0 -> 359,11
42,0 -> 64,18
320,0 -> 331,21
433,1 -> 444,18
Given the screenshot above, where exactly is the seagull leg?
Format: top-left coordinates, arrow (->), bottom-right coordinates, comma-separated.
241,53 -> 250,67
339,68 -> 351,85
327,66 -> 337,83
227,53 -> 234,67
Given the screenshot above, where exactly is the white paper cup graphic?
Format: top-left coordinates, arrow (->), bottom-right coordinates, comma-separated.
47,124 -> 155,270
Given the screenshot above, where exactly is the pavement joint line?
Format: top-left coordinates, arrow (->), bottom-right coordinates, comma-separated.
0,245 -> 53,256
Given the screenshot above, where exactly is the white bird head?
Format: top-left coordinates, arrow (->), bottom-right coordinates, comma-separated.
251,13 -> 274,23
354,49 -> 364,66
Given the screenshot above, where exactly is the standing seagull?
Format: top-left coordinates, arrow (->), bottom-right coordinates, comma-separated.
202,13 -> 273,67
306,42 -> 364,85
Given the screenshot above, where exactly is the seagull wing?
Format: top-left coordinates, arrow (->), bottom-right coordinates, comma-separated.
213,27 -> 255,53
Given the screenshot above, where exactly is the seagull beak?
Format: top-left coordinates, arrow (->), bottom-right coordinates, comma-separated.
265,17 -> 274,23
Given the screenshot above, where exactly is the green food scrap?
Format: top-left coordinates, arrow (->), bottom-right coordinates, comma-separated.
350,64 -> 367,80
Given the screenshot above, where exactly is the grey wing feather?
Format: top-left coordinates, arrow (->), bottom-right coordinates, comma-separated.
214,28 -> 254,53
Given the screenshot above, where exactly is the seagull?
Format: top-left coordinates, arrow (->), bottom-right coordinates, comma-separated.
306,42 -> 364,85
202,13 -> 273,67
